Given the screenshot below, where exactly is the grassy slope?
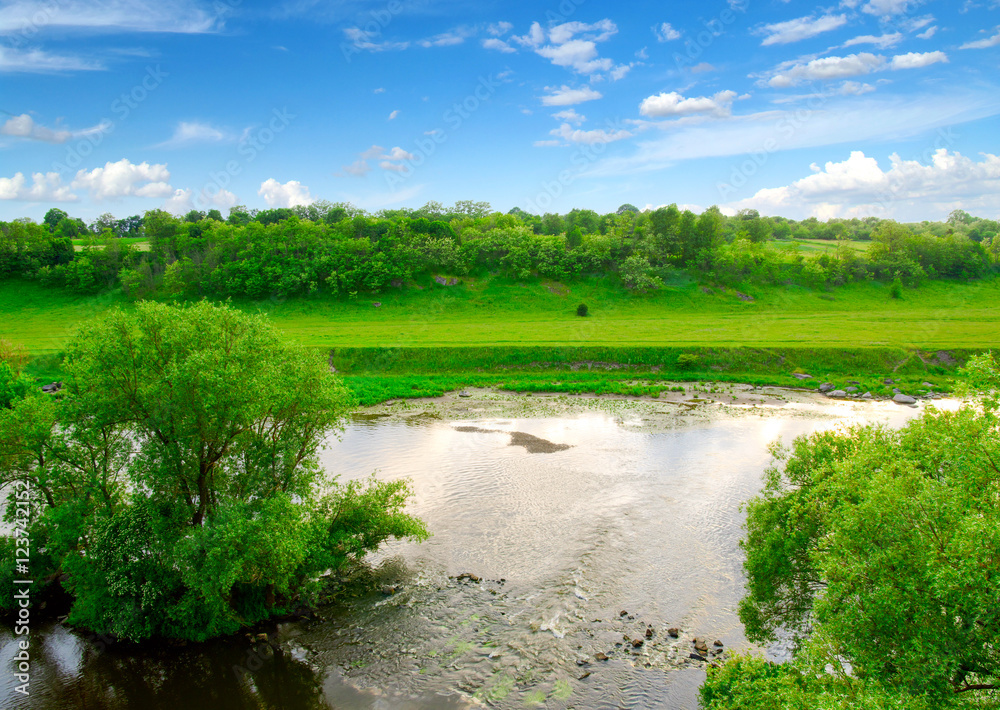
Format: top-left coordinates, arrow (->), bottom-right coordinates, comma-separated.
3,274 -> 999,352
4,274 -> 996,402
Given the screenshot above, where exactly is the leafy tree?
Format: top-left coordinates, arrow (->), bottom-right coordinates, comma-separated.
43,208 -> 69,231
620,254 -> 663,292
616,203 -> 640,215
0,302 -> 427,641
725,353 -> 1000,707
565,226 -> 583,251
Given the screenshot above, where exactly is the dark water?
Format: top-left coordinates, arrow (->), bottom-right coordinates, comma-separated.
2,403 -> 922,709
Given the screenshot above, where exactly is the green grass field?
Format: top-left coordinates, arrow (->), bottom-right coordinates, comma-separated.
774,238 -> 870,255
3,274 -> 997,401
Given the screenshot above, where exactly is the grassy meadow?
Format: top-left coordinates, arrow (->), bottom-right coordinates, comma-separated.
4,273 -> 997,402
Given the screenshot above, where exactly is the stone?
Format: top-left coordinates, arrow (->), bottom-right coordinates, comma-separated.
458,391 -> 471,398
884,378 -> 895,384
631,638 -> 644,648
893,394 -> 917,405
826,390 -> 847,398
714,640 -> 724,647
689,653 -> 707,661
735,291 -> 754,302
893,387 -> 901,394
791,373 -> 812,380
819,382 -> 834,392
595,652 -> 609,661
667,628 -> 680,638
620,610 -> 628,617
372,302 -> 382,308
456,573 -> 481,583
645,628 -> 654,639
390,279 -> 403,288
846,386 -> 858,392
861,392 -> 873,399
922,382 -> 934,388
694,639 -> 709,653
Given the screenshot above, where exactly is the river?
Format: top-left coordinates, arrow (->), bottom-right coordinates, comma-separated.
1,390 -> 932,709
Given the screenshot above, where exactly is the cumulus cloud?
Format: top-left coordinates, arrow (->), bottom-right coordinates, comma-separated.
342,27 -> 409,52
552,108 -> 585,124
0,171 -> 77,201
861,0 -> 917,16
536,39 -> 613,74
258,178 -> 313,208
890,51 -> 947,69
730,149 -> 1000,219
916,26 -> 937,40
338,159 -> 371,177
382,146 -> 414,161
639,90 -> 738,118
540,84 -> 602,106
653,22 -> 681,42
549,122 -> 631,145
487,21 -> 513,36
763,50 -> 946,87
418,27 -> 474,48
163,186 -> 239,214
72,159 -> 172,200
757,14 -> 848,46
482,38 -> 515,53
0,113 -> 107,143
511,18 -> 627,80
388,109 -> 399,120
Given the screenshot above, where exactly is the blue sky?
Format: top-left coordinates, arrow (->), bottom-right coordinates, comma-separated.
1,0 -> 998,223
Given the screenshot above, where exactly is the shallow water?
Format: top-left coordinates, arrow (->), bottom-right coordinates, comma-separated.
2,399 -> 925,709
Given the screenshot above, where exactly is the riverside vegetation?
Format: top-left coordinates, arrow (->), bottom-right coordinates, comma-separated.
1,201 -> 999,706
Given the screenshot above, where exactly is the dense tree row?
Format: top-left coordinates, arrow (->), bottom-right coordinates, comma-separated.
1,202 -> 996,297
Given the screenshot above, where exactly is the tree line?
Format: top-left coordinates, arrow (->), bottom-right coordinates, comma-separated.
2,202 -> 997,298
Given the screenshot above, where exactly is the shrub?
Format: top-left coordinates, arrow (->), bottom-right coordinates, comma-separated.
677,353 -> 699,369
576,303 -> 588,317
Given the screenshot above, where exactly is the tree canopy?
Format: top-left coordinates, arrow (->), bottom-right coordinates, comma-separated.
702,353 -> 1000,708
0,302 -> 427,641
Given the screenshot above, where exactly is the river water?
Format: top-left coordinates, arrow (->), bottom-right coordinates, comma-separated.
1,395 -> 928,709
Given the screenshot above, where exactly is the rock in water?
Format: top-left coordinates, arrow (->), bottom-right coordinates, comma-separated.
893,394 -> 917,404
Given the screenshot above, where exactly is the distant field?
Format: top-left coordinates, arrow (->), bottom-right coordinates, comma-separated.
2,274 -> 999,355
774,238 -> 870,255
71,237 -> 150,252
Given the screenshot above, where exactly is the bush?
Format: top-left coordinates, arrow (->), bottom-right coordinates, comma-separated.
576,303 -> 588,317
889,275 -> 903,299
677,353 -> 699,369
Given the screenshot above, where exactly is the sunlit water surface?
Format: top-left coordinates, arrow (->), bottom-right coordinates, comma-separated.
2,401 -> 929,709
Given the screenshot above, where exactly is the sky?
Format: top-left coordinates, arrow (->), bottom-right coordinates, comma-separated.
0,0 -> 999,223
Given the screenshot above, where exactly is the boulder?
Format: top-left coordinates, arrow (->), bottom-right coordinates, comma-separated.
791,373 -> 812,380
861,392 -> 873,399
818,382 -> 834,392
826,390 -> 847,398
667,627 -> 680,638
893,394 -> 917,405
372,302 -> 382,308
846,386 -> 858,393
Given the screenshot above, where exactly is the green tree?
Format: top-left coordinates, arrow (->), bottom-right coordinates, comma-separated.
0,302 -> 427,641
723,353 -> 1000,707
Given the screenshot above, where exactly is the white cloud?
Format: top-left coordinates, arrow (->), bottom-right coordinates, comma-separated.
548,19 -> 616,44
862,0 -> 917,16
552,108 -> 586,124
338,159 -> 371,177
157,120 -> 232,147
343,27 -> 409,52
549,122 -> 632,145
757,14 -> 848,46
536,39 -> 613,74
0,113 -> 107,143
258,178 -> 313,208
487,21 -> 513,36
0,46 -> 104,72
639,90 -> 738,118
382,146 -> 414,161
512,18 -> 625,79
765,52 -> 885,87
360,145 -> 384,160
72,159 -> 172,200
373,87 -> 385,93
842,32 -> 903,49
540,84 -> 602,106
916,26 -> 938,39
379,161 -> 409,172
163,188 -> 195,214
890,50 -> 947,69
730,149 -> 1000,219
653,22 -> 681,42
418,28 -> 473,48
482,38 -> 515,53
388,109 -> 399,120
961,30 -> 1000,49
533,139 -> 561,147
0,0 -> 223,35
511,21 -> 545,48
0,171 -> 77,201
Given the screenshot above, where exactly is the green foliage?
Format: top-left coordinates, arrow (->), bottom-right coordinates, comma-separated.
620,254 -> 664,292
0,302 -> 426,640
676,353 -> 699,369
576,302 -> 588,317
889,275 -> 903,298
724,353 -> 1000,707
